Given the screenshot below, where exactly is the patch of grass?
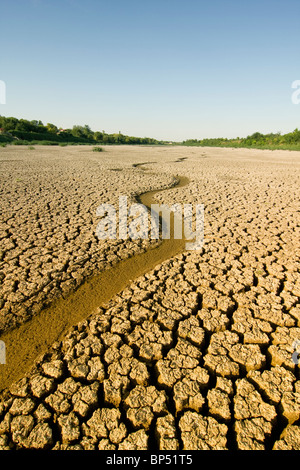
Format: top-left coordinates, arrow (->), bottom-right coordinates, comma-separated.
12,140 -> 30,145
28,146 -> 35,150
39,141 -> 59,145
92,146 -> 104,152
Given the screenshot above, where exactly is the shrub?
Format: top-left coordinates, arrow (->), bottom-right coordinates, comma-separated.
92,146 -> 104,152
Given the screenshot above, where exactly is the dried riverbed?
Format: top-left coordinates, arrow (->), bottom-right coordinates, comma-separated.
0,145 -> 299,450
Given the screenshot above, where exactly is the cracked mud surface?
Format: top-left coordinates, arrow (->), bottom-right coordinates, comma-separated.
0,145 -> 300,450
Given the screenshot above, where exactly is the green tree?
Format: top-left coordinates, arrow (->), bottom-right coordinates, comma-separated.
94,131 -> 104,142
46,123 -> 58,133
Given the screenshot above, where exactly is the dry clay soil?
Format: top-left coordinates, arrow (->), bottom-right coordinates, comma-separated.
0,144 -> 299,450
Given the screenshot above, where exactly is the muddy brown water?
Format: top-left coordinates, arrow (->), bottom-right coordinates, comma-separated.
0,176 -> 190,392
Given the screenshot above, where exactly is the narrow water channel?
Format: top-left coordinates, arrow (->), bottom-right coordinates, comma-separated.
0,175 -> 190,392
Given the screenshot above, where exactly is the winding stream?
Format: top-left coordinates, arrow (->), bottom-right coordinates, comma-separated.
0,172 -> 190,392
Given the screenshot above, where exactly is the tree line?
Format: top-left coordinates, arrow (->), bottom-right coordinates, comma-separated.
1,115 -> 300,150
182,129 -> 300,150
0,116 -> 164,145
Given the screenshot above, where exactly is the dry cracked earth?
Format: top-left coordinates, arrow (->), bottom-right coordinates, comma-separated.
0,144 -> 299,450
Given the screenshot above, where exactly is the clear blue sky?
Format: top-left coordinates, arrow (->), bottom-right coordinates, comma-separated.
1,0 -> 300,141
